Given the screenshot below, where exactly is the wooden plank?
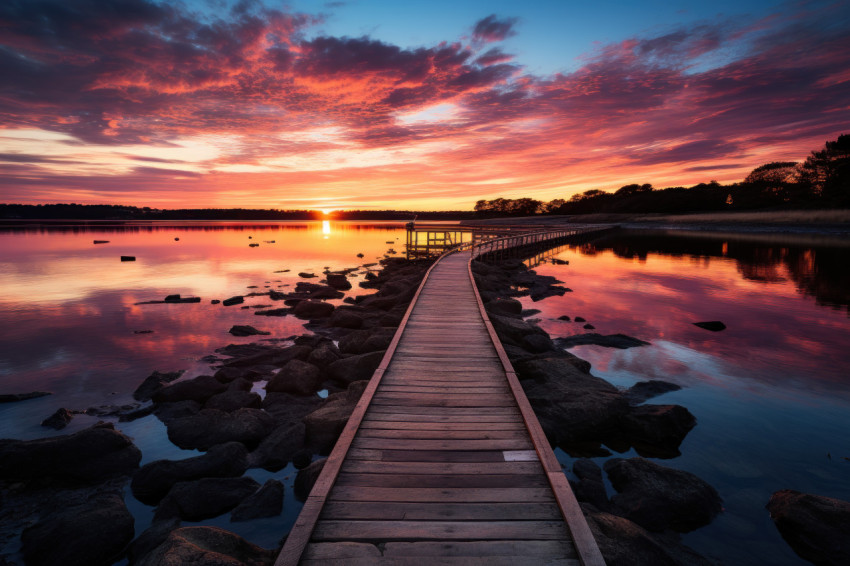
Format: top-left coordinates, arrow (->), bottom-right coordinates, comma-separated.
312,520 -> 568,541
301,556 -> 579,566
304,540 -> 577,560
327,486 -> 555,503
346,449 -> 512,462
363,413 -> 524,423
335,472 -> 549,488
366,405 -> 520,415
340,460 -> 544,475
319,501 -> 563,521
351,437 -> 533,451
359,421 -> 525,430
357,429 -> 528,440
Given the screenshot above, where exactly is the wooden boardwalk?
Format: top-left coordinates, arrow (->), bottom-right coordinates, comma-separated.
277,248 -> 606,565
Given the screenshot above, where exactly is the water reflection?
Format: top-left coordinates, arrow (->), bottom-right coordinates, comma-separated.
519,228 -> 850,565
582,229 -> 850,313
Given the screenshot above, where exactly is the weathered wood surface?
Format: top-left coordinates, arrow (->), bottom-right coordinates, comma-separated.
276,250 -> 605,566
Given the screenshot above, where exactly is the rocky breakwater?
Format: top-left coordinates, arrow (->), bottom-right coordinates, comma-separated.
0,256 -> 432,566
472,258 -> 722,565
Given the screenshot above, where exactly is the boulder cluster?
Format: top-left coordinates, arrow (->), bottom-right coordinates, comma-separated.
0,257 -> 432,566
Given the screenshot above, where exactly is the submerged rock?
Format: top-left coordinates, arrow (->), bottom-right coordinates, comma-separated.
604,457 -> 722,533
618,404 -> 696,459
555,333 -> 650,349
624,380 -> 682,405
229,325 -> 271,337
693,321 -> 726,331
0,391 -> 51,403
767,489 -> 850,566
222,296 -> 245,306
41,407 -> 74,429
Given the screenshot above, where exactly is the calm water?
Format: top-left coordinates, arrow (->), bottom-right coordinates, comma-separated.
1,223 -> 849,564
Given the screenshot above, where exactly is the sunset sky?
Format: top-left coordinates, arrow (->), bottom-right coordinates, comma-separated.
1,0 -> 848,211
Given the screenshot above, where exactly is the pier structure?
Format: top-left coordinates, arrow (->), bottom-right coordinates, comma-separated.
277,227 -> 611,566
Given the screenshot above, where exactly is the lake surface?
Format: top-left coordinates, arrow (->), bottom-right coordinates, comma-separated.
1,222 -> 849,564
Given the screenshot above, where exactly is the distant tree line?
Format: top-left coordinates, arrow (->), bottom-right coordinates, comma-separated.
0,205 -> 475,221
475,134 -> 850,216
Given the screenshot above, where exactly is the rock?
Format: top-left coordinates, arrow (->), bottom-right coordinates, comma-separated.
166,408 -> 275,451
219,343 -> 310,368
571,459 -> 610,510
249,421 -> 307,471
767,489 -> 850,566
211,299 -> 221,304
582,505 -> 714,566
485,298 -> 523,317
307,342 -> 342,368
127,518 -> 181,565
152,374 -> 227,404
266,359 -> 323,396
338,328 -> 395,355
21,491 -> 135,566
294,458 -> 326,501
624,380 -> 682,405
489,313 -> 550,348
121,255 -> 136,261
530,284 -> 572,301
137,526 -> 276,566
0,422 -> 141,485
521,308 -> 541,318
558,315 -> 571,321
229,325 -> 271,337
329,308 -> 364,329
292,449 -> 313,469
0,391 -> 51,403
41,407 -> 74,429
131,441 -> 250,505
618,405 -> 696,458
293,300 -> 335,319
303,381 -> 369,450
604,457 -> 722,532
325,273 -> 352,290
133,369 -> 185,402
253,307 -> 291,316
153,400 -> 201,423
263,392 -> 323,424
222,296 -> 244,306
205,390 -> 263,412
94,240 -> 109,244
161,294 -> 201,303
515,356 -> 629,449
298,272 -> 317,278
575,316 -> 586,322
693,321 -> 726,331
327,351 -> 385,385
231,479 -> 284,521
155,477 -> 260,521
583,324 -> 595,330
522,333 -> 556,353
555,333 -> 650,349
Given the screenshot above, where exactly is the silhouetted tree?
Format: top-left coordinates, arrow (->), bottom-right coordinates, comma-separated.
800,134 -> 850,206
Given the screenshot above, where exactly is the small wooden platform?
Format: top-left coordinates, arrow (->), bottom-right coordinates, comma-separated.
277,250 -> 605,565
